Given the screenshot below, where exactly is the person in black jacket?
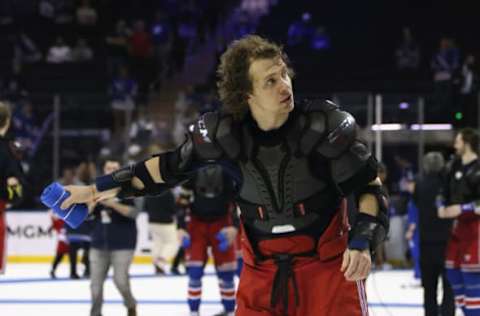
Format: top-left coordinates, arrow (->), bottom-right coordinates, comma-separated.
143,189 -> 178,275
413,152 -> 454,316
0,101 -> 24,274
89,157 -> 139,316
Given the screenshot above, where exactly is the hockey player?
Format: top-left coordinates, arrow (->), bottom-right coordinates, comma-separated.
50,212 -> 70,278
438,128 -> 480,315
0,101 -> 24,274
55,35 -> 388,316
177,164 -> 238,316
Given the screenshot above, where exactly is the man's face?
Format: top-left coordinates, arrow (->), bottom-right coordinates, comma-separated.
247,57 -> 294,116
103,161 -> 121,174
454,133 -> 466,156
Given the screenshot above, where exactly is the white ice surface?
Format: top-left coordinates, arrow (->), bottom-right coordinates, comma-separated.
0,264 -> 459,316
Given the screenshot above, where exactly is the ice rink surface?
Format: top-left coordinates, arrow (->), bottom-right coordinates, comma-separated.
0,264 -> 454,316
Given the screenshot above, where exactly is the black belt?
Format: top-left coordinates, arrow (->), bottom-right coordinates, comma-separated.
268,250 -> 317,313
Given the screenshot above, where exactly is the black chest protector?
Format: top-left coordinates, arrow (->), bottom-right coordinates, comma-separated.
236,112 -> 337,235
191,100 -> 359,235
194,164 -> 224,199
448,158 -> 480,204
189,164 -> 234,217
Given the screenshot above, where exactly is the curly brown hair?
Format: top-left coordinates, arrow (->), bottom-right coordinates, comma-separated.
216,35 -> 294,120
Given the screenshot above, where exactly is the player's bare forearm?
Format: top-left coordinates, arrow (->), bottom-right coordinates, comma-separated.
358,178 -> 382,216
92,186 -> 120,202
62,156 -> 166,209
129,156 -> 164,189
437,204 -> 461,218
146,156 -> 164,183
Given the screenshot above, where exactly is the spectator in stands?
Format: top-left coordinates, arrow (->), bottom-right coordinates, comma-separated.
241,0 -> 271,19
413,152 -> 454,316
459,54 -> 478,127
199,88 -> 221,114
431,37 -> 460,111
71,38 -> 94,62
38,0 -> 55,21
395,27 -> 420,76
54,0 -> 75,24
58,163 -> 76,187
128,107 -> 154,148
76,0 -> 97,26
177,2 -> 200,52
1,62 -> 28,103
233,9 -> 256,40
11,100 -> 37,154
0,0 -> 14,24
129,19 -> 153,61
168,27 -> 187,77
172,87 -> 198,146
75,160 -> 96,185
109,66 -> 138,136
129,19 -> 153,97
106,19 -> 131,75
46,36 -> 72,63
287,12 -> 314,48
151,11 -> 173,89
13,32 -> 42,64
311,26 -> 331,51
89,157 -> 138,316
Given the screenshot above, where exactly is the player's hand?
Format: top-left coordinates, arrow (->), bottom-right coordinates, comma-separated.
219,226 -> 238,246
60,185 -> 96,209
341,248 -> 371,281
445,204 -> 461,217
177,229 -> 191,248
437,205 -> 446,218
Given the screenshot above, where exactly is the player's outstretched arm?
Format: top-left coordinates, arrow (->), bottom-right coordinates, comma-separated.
61,155 -> 166,209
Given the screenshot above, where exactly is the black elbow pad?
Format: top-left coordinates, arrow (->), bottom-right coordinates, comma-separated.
95,159 -> 167,197
348,213 -> 387,254
349,185 -> 390,254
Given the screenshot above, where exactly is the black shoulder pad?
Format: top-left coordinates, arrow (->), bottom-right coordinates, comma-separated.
191,112 -> 224,161
299,111 -> 326,155
216,115 -> 241,160
316,105 -> 357,159
331,141 -> 373,185
297,99 -> 335,156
